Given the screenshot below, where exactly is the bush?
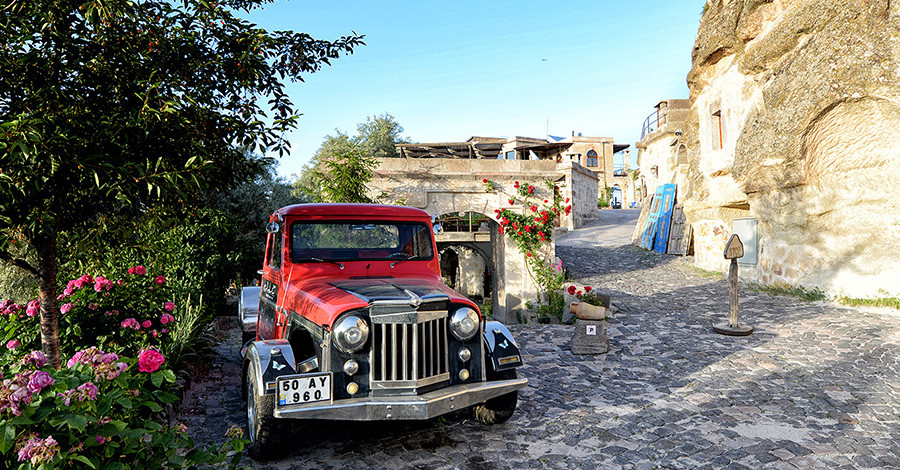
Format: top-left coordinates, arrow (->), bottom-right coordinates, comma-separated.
1,266 -> 178,362
0,347 -> 247,469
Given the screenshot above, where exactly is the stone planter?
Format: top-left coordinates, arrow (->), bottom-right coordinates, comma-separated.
569,301 -> 607,320
571,318 -> 609,354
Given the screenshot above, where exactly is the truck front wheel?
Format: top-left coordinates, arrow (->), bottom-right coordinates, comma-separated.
246,360 -> 287,460
472,369 -> 519,425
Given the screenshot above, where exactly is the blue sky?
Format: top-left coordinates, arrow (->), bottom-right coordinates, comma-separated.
247,0 -> 703,177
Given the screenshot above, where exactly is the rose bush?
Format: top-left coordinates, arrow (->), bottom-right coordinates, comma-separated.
0,348 -> 247,469
486,179 -> 568,323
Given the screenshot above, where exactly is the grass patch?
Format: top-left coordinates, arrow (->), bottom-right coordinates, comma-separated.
749,283 -> 827,302
690,265 -> 723,279
837,294 -> 900,310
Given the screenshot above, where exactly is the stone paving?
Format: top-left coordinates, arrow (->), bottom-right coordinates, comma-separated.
181,244 -> 900,469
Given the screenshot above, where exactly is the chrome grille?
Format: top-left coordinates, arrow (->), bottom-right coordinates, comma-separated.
372,311 -> 449,384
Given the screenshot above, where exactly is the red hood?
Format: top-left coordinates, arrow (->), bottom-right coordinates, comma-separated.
282,275 -> 479,327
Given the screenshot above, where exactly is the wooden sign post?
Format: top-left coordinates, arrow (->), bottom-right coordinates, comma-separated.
713,234 -> 753,336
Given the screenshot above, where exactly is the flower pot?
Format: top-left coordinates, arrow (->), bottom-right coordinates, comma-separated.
570,301 -> 607,321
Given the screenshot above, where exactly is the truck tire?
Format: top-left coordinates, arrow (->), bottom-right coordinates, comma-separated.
472,369 -> 519,425
246,360 -> 287,460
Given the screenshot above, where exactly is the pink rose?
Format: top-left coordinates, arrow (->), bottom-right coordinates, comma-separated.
138,347 -> 165,373
60,303 -> 73,314
163,302 -> 175,312
142,320 -> 152,329
120,318 -> 140,330
6,340 -> 20,350
154,275 -> 166,285
128,265 -> 146,276
25,301 -> 39,317
160,313 -> 174,325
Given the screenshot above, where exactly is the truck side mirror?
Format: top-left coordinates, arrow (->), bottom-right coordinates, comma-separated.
266,221 -> 280,234
431,213 -> 444,235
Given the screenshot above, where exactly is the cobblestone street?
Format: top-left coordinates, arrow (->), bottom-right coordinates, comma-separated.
181,216 -> 900,469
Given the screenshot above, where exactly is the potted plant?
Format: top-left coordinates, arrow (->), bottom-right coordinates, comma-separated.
567,285 -> 610,321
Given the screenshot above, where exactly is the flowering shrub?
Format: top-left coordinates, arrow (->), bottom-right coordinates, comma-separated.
1,266 -> 178,362
486,179 -> 568,323
0,348 -> 247,469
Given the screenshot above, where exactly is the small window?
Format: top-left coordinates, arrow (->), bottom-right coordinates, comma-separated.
711,110 -> 724,150
267,233 -> 281,270
505,151 -> 515,160
586,150 -> 598,167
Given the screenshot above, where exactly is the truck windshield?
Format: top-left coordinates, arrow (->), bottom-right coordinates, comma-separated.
290,221 -> 434,262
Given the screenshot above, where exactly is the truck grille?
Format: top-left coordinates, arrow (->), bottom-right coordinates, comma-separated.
372,311 -> 449,385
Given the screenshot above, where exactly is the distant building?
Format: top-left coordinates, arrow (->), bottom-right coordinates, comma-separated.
634,99 -> 690,202
397,134 -> 629,194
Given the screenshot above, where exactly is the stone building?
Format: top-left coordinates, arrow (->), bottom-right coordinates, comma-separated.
635,99 -> 691,201
679,0 -> 900,297
368,157 -> 598,324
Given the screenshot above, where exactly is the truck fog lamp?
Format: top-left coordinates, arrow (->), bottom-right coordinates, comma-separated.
458,369 -> 470,381
450,308 -> 479,340
343,359 -> 359,376
458,347 -> 471,362
333,315 -> 370,353
347,382 -> 359,395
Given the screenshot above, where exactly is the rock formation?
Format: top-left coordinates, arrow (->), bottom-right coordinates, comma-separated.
681,0 -> 900,297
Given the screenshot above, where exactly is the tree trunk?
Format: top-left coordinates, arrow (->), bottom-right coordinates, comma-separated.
34,233 -> 61,370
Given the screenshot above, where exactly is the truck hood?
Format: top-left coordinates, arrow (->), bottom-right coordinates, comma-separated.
283,276 -> 477,327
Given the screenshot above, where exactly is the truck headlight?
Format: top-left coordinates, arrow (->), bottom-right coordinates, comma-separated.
333,315 -> 369,353
450,308 -> 479,340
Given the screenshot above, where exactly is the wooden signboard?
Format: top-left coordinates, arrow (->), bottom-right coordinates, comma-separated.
653,184 -> 677,254
724,234 -> 744,260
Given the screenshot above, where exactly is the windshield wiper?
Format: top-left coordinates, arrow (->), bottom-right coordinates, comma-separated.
387,252 -> 412,268
296,258 -> 344,269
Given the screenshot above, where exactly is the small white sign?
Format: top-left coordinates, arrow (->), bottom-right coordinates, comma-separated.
586,325 -> 597,336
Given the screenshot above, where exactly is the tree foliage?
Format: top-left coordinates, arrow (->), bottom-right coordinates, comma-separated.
314,150 -> 379,204
0,0 -> 363,367
292,113 -> 407,201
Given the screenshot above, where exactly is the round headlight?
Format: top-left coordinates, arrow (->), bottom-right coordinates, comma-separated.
333,315 -> 369,353
450,308 -> 479,341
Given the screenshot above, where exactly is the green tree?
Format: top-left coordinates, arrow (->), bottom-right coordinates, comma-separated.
355,113 -> 410,159
314,149 -> 379,203
0,0 -> 363,367
293,113 -> 407,200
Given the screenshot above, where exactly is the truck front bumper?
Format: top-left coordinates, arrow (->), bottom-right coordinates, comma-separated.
272,378 -> 527,420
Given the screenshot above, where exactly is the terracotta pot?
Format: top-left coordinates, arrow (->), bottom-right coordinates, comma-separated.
570,301 -> 607,321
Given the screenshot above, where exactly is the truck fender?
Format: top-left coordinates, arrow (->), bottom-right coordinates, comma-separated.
483,321 -> 523,372
242,340 -> 298,400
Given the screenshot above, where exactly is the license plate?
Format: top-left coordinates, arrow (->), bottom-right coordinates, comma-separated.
277,372 -> 333,406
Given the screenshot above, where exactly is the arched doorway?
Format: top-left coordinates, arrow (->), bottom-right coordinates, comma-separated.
610,184 -> 623,208
435,212 -> 495,316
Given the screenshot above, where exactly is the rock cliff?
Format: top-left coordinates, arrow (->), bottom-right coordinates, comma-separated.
681,0 -> 900,296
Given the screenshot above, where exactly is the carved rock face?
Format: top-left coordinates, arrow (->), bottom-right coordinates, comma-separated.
681,0 -> 900,296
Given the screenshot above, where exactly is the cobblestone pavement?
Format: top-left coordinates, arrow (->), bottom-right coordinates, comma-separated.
181,244 -> 900,469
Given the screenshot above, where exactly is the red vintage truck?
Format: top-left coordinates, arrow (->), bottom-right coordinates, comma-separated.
240,203 -> 527,459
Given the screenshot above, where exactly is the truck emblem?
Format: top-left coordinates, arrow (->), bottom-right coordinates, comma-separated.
499,340 -> 508,349
272,362 -> 286,371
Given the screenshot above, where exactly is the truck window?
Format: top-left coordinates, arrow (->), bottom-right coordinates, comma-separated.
290,221 -> 434,262
267,232 -> 281,270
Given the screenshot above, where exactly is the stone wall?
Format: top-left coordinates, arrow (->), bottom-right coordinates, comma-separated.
681,0 -> 900,297
559,161 -> 599,230
369,157 -> 599,322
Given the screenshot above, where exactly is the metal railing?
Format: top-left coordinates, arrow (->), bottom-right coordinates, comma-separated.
640,103 -> 669,141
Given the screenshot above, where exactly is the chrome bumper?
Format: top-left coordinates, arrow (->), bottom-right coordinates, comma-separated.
272,378 -> 527,420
